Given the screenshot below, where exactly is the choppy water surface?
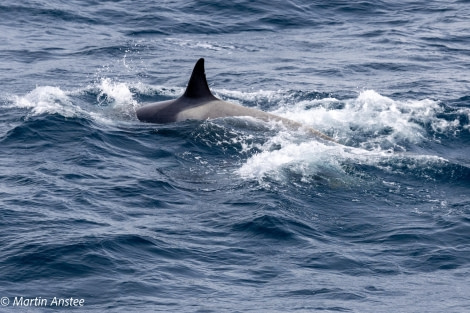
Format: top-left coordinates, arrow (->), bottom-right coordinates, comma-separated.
0,1 -> 469,312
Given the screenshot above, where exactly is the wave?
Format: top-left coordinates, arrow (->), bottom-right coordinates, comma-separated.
4,82 -> 469,186
9,83 -> 465,140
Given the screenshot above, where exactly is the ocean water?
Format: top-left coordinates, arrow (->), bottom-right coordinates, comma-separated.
1,0 -> 470,312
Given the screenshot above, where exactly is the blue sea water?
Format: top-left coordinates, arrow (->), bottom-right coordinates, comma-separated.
1,0 -> 470,312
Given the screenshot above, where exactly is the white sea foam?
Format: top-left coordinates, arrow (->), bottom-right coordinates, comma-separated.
236,133 -> 449,183
10,79 -> 142,123
11,86 -> 84,118
96,78 -> 139,117
270,90 -> 450,147
237,139 -> 343,181
234,89 -> 457,182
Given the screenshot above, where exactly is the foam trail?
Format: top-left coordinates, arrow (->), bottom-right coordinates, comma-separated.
237,139 -> 343,181
269,90 -> 461,149
235,89 -> 459,183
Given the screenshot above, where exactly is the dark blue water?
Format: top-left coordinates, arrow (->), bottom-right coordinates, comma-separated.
1,1 -> 469,312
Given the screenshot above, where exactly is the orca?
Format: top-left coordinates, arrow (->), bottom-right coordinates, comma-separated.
136,58 -> 334,141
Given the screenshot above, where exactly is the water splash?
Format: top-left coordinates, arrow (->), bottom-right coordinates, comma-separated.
96,78 -> 138,118
11,86 -> 83,118
230,89 -> 467,183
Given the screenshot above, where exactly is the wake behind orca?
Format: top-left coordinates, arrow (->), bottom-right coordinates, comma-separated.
136,58 -> 334,142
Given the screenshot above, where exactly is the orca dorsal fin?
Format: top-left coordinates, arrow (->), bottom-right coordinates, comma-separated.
183,58 -> 216,99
